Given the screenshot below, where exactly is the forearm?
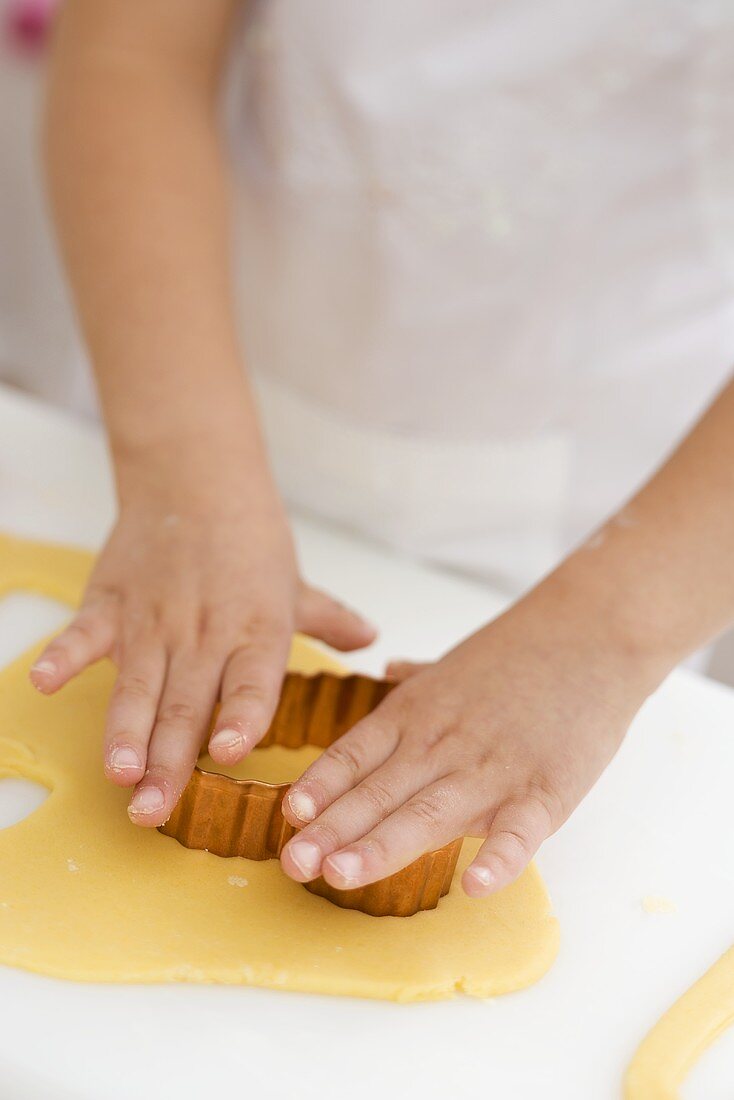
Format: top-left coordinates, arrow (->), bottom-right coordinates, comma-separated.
44,1 -> 270,504
545,374 -> 734,679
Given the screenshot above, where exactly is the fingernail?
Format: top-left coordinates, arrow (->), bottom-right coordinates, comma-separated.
287,839 -> 322,878
31,659 -> 56,676
209,728 -> 244,754
128,786 -> 165,817
287,789 -> 317,823
326,851 -> 364,885
109,746 -> 142,773
468,865 -> 494,887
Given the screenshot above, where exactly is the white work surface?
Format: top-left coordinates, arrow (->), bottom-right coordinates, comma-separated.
0,386 -> 733,1100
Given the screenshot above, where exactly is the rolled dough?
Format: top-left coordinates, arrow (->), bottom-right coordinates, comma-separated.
625,945 -> 734,1099
0,532 -> 559,1001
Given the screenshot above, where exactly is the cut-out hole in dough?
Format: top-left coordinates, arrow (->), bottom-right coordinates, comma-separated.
0,777 -> 49,830
0,592 -> 70,668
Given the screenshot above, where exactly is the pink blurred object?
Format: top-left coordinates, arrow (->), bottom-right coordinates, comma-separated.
5,0 -> 61,55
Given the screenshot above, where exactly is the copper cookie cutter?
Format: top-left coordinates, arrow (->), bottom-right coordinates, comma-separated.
159,670 -> 462,917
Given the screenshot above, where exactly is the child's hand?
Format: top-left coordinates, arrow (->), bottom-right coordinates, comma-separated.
29,452 -> 375,826
281,574 -> 665,897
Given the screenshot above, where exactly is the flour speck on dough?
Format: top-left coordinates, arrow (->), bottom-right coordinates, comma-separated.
227,875 -> 248,888
66,859 -> 80,873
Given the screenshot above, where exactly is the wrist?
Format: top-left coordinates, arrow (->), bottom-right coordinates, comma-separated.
537,550 -> 683,698
112,423 -> 283,520
100,362 -> 268,488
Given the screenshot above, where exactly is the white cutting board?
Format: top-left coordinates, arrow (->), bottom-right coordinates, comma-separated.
0,386 -> 732,1100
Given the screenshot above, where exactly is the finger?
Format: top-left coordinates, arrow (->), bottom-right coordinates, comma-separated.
280,753 -> 424,883
282,710 -> 400,828
128,650 -> 222,827
384,659 -> 431,682
30,599 -> 116,693
103,635 -> 167,787
462,796 -> 553,898
296,585 -> 377,651
207,625 -> 291,764
320,778 -> 468,890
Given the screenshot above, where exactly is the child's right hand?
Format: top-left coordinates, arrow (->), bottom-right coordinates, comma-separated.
29,447 -> 376,826
39,0 -> 380,827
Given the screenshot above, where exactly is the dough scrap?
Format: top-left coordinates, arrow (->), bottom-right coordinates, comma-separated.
0,532 -> 559,1002
625,946 -> 734,1099
641,896 -> 677,915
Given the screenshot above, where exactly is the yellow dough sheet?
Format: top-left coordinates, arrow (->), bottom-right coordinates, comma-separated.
0,532 -> 559,1002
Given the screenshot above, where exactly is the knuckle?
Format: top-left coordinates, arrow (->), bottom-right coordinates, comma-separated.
227,637 -> 283,675
84,582 -> 118,607
193,608 -> 240,653
357,778 -> 394,816
225,642 -> 254,667
347,714 -> 382,743
158,616 -> 188,648
65,618 -> 98,643
41,640 -> 66,661
525,782 -> 564,830
401,718 -> 446,756
497,824 -> 532,858
237,611 -> 290,646
408,791 -> 446,828
116,674 -> 155,702
325,741 -> 364,779
127,606 -> 158,636
489,829 -> 532,877
227,678 -> 268,703
491,801 -> 548,868
157,700 -> 198,727
309,819 -> 343,851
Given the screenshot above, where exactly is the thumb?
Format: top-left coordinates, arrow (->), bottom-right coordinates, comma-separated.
296,584 -> 378,651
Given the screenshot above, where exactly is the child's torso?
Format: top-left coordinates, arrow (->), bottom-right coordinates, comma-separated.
224,0 -> 734,586
228,0 -> 734,427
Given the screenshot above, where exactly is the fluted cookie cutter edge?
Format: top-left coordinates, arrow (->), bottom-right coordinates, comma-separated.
159,671 -> 462,917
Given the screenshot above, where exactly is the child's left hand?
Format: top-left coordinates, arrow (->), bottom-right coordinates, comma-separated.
280,573 -> 667,897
